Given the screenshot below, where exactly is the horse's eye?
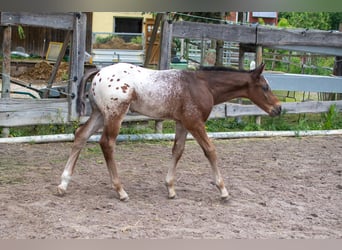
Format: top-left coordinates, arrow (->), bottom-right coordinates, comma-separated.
262,84 -> 269,92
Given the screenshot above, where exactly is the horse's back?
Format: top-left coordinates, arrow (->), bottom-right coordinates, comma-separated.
90,63 -> 185,119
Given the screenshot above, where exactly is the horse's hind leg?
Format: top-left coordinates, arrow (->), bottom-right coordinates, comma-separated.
165,121 -> 188,199
57,109 -> 103,195
99,108 -> 129,201
187,123 -> 229,200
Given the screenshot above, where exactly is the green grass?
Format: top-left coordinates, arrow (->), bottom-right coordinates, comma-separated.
206,107 -> 342,133
6,120 -> 80,137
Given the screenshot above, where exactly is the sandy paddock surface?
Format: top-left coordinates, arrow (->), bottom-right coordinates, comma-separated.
0,135 -> 341,239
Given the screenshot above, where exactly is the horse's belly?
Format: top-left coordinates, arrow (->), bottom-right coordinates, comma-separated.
130,101 -> 173,119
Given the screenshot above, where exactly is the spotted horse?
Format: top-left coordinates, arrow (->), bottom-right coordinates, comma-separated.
58,62 -> 281,201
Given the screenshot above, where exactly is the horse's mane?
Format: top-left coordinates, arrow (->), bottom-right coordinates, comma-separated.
199,66 -> 251,73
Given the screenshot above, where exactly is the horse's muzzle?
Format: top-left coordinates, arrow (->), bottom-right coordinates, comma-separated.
270,105 -> 282,117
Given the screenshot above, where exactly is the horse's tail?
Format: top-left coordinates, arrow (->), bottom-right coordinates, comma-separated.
77,68 -> 99,116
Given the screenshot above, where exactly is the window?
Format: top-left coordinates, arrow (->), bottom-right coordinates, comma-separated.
237,12 -> 249,23
114,17 -> 143,33
252,12 -> 277,18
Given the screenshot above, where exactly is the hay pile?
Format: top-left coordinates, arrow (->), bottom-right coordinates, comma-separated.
18,61 -> 69,82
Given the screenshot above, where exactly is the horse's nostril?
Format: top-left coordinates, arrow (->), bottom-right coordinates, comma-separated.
270,105 -> 282,117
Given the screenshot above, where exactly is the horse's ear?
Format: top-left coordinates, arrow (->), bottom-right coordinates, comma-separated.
251,63 -> 265,79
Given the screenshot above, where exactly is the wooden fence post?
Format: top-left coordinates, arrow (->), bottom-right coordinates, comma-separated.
1,25 -> 11,137
155,13 -> 173,133
158,13 -> 172,70
69,13 -> 86,122
334,23 -> 342,100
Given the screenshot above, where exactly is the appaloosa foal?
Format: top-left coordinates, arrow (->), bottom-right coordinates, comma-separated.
58,63 -> 281,201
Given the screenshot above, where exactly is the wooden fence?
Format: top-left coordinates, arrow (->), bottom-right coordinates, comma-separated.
1,15 -> 342,132
1,12 -> 86,130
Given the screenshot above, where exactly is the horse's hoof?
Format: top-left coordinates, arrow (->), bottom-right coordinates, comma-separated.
220,194 -> 231,203
56,186 -> 66,196
167,189 -> 177,199
168,194 -> 176,199
120,195 -> 129,202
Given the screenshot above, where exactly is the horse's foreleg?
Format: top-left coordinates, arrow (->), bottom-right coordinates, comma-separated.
57,110 -> 103,195
188,124 -> 229,200
100,111 -> 129,201
165,122 -> 188,199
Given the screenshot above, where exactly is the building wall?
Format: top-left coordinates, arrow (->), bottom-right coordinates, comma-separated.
226,12 -> 277,25
92,12 -> 153,33
249,12 -> 278,25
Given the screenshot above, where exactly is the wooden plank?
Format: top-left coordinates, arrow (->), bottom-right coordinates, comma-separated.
334,24 -> 342,76
264,73 -> 342,93
225,100 -> 342,117
1,25 -> 11,99
44,30 -> 71,98
257,26 -> 342,48
0,99 -> 68,127
144,13 -> 162,67
172,21 -> 256,43
1,12 -> 74,30
69,13 -> 86,121
256,45 -> 263,65
1,25 -> 12,137
267,45 -> 342,57
282,100 -> 342,114
209,104 -> 226,118
158,14 -> 172,70
92,49 -> 144,65
172,21 -> 342,48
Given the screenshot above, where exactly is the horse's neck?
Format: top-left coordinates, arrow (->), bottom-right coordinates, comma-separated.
202,72 -> 249,105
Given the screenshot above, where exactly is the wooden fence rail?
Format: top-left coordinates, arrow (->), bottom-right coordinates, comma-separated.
0,99 -> 68,127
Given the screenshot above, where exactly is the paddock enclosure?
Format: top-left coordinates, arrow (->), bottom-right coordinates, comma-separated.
0,136 -> 341,239
1,12 -> 341,239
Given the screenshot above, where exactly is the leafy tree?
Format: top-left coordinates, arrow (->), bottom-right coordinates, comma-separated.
277,17 -> 291,28
278,12 -> 342,30
328,12 -> 342,30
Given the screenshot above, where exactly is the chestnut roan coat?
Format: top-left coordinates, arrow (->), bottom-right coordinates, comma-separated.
58,63 -> 281,201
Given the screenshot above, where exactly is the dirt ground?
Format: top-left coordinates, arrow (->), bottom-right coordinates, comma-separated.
0,135 -> 341,239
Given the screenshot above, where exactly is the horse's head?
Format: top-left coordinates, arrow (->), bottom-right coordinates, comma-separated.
247,63 -> 281,117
